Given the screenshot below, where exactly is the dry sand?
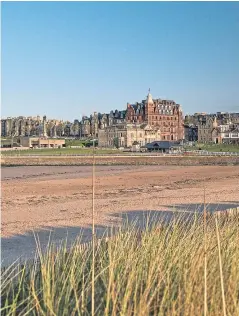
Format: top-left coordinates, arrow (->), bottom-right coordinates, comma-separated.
1,165 -> 239,266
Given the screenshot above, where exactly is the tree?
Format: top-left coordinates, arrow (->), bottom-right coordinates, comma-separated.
113,137 -> 119,148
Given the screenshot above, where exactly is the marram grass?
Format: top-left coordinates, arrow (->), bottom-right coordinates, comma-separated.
1,213 -> 239,316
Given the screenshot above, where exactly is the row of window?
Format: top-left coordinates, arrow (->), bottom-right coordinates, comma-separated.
150,122 -> 177,127
151,116 -> 177,121
224,134 -> 239,138
162,135 -> 174,140
128,115 -> 178,121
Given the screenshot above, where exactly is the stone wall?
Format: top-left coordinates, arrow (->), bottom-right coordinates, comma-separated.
2,155 -> 239,166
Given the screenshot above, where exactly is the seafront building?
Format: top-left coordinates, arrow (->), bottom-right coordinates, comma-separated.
2,90 -> 238,148
98,90 -> 184,148
20,136 -> 65,148
126,90 -> 184,141
0,110 -> 127,139
98,123 -> 161,148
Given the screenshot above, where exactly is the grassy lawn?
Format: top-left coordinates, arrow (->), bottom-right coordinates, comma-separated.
1,147 -> 122,156
185,143 -> 239,152
0,137 -> 18,146
65,139 -> 89,147
1,213 -> 238,315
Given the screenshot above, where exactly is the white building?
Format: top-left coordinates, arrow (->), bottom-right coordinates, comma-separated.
98,123 -> 161,148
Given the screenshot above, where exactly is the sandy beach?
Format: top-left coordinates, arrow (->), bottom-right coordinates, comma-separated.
2,164 -> 239,266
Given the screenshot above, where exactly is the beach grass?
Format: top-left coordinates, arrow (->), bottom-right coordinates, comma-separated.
1,212 -> 239,315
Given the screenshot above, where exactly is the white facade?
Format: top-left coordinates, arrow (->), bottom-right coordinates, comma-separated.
98,123 -> 161,148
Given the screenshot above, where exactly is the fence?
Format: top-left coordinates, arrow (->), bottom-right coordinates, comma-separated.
1,151 -> 239,158
184,150 -> 239,156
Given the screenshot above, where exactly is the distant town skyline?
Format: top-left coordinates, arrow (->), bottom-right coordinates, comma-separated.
2,2 -> 239,120
2,108 -> 239,123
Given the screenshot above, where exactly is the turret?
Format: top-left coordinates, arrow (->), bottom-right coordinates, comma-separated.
146,88 -> 153,105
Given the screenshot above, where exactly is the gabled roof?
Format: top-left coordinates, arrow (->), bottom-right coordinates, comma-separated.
140,123 -> 153,130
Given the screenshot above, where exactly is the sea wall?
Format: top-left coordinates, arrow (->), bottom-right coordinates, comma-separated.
2,155 -> 239,166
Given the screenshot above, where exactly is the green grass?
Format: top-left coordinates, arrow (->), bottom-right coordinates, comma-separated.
1,213 -> 238,315
65,139 -> 87,147
1,147 -> 122,156
0,137 -> 18,146
185,143 -> 239,152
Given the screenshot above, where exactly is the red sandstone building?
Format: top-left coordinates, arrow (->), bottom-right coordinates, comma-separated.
126,90 -> 184,141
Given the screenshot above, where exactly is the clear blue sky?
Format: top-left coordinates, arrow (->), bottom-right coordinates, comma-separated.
2,1 -> 239,120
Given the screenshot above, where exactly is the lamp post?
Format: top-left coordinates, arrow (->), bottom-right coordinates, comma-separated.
91,125 -> 96,315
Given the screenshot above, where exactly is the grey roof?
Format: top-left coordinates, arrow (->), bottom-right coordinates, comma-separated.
145,141 -> 181,149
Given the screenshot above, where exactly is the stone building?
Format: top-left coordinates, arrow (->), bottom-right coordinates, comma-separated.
98,123 -> 161,148
222,127 -> 239,144
184,124 -> 198,142
212,124 -> 239,144
1,109 -> 126,139
197,116 -> 239,144
186,112 -> 239,128
1,119 -> 9,137
90,112 -> 99,137
98,110 -> 126,129
77,111 -> 127,138
216,112 -> 239,125
126,90 -> 184,141
198,116 -> 218,143
80,117 -> 91,138
185,113 -> 209,126
1,115 -> 75,138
